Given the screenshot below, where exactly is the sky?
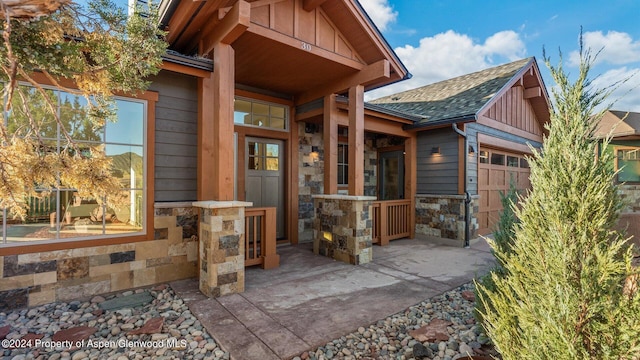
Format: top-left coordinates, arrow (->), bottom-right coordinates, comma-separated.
359,0 -> 640,111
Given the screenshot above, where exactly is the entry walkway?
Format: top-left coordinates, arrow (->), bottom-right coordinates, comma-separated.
171,238 -> 495,360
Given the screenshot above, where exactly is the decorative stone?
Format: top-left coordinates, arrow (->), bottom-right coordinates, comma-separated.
0,325 -> 11,340
57,258 -> 89,280
52,326 -> 97,342
108,251 -> 134,264
461,291 -> 476,302
128,317 -> 164,335
99,292 -> 153,310
408,319 -> 453,342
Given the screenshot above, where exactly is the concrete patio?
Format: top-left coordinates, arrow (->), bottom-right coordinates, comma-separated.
170,238 -> 495,360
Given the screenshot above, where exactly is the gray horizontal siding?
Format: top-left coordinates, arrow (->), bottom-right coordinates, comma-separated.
148,70 -> 198,202
416,127 -> 460,194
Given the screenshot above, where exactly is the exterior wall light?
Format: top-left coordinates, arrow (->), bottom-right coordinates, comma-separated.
431,146 -> 440,154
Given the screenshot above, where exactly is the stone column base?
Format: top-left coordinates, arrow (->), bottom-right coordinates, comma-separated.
313,195 -> 375,265
193,201 -> 251,297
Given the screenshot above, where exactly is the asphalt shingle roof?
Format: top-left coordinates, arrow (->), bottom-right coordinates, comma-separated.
369,58 -> 533,125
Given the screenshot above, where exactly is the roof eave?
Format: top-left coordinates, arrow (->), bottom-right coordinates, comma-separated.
405,114 -> 477,131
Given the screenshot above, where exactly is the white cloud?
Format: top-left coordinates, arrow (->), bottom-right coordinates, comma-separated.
366,30 -> 527,100
568,31 -> 640,66
591,67 -> 640,112
358,0 -> 397,32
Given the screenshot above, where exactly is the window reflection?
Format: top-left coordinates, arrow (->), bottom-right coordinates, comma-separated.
1,85 -> 146,245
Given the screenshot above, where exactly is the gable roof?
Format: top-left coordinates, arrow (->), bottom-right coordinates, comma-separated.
369,58 -> 536,126
596,110 -> 640,140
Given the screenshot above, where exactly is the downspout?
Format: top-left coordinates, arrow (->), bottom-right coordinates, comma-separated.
452,123 -> 471,248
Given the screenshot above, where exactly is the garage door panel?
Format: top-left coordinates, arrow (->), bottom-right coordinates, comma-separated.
478,168 -> 490,186
478,190 -> 489,207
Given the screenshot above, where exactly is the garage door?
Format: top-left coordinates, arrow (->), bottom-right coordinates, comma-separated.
477,148 -> 531,235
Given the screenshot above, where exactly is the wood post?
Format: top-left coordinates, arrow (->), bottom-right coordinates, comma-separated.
323,94 -> 338,194
197,43 -> 236,201
405,135 -> 417,239
348,85 -> 364,196
261,207 -> 280,269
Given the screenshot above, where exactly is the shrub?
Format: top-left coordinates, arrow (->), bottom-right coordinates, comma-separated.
475,45 -> 640,359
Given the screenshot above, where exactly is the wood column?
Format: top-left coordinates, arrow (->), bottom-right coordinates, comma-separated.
213,43 -> 235,200
348,85 -> 364,196
197,44 -> 235,201
405,134 -> 417,239
323,94 -> 338,194
197,73 -> 215,200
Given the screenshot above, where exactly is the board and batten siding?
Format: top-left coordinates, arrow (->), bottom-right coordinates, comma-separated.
148,70 -> 198,202
416,127 -> 460,195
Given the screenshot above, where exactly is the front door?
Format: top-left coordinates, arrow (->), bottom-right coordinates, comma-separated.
379,150 -> 405,200
245,138 -> 285,239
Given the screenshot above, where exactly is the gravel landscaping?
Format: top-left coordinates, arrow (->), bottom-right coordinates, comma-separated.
0,285 -> 228,360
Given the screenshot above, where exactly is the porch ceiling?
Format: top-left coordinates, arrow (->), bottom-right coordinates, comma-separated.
232,31 -> 360,97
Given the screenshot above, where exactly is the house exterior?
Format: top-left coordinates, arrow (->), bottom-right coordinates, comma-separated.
596,110 -> 640,247
371,57 -> 551,244
0,0 -> 419,308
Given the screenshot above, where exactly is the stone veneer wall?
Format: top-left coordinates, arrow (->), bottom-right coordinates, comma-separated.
0,203 -> 198,310
619,184 -> 640,213
415,194 -> 479,246
298,124 -> 385,242
313,195 -> 374,265
298,123 -> 325,243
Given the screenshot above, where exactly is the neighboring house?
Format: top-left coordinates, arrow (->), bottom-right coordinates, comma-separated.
371,57 -> 551,243
0,0 -> 420,308
596,110 -> 640,247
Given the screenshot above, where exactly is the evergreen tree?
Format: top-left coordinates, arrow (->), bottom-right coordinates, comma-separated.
476,44 -> 640,359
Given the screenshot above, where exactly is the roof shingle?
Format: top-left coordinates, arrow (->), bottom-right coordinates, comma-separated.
369,58 -> 533,125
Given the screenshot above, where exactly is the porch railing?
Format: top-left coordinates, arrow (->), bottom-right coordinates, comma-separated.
244,207 -> 280,269
372,199 -> 412,245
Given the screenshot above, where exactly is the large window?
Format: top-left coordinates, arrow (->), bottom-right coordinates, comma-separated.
616,148 -> 640,183
337,143 -> 349,186
234,97 -> 288,130
1,85 -> 147,245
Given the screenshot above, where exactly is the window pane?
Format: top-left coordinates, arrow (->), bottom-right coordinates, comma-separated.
9,86 -> 58,139
265,157 -> 278,171
60,93 -> 103,142
270,106 -> 285,118
618,149 -> 640,182
5,191 -> 58,243
520,158 -> 529,168
270,117 -> 285,129
234,99 -> 252,124
254,115 -> 269,127
338,165 -> 345,185
111,190 -> 144,229
106,99 -> 144,145
248,156 -> 260,170
507,156 -> 519,167
491,153 -> 505,165
107,145 -> 144,189
266,144 -> 279,157
479,151 -> 489,164
253,103 -> 269,116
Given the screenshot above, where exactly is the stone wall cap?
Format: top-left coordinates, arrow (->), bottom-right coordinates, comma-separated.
192,201 -> 253,209
154,201 -> 195,209
312,194 -> 377,201
416,194 -> 480,200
